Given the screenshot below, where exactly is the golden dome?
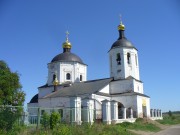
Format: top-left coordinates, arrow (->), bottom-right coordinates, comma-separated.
62,31 -> 72,49
63,41 -> 71,48
53,75 -> 59,85
118,21 -> 125,31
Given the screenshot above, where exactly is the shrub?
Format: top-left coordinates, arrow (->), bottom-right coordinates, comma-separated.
41,112 -> 50,130
168,110 -> 172,117
50,112 -> 60,129
53,124 -> 71,135
0,107 -> 23,131
119,122 -> 132,128
135,118 -> 144,123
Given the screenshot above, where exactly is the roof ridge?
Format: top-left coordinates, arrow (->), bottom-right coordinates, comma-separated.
83,77 -> 112,83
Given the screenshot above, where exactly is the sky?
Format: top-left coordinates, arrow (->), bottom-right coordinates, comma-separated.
0,0 -> 180,112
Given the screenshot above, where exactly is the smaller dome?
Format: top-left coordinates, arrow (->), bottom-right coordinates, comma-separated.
118,22 -> 125,31
51,31 -> 85,64
62,31 -> 72,49
110,20 -> 137,50
62,41 -> 71,49
111,38 -> 135,49
29,94 -> 38,103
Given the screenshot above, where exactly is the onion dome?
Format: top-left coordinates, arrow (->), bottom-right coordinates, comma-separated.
51,31 -> 84,64
111,19 -> 136,50
118,21 -> 125,31
62,31 -> 72,52
53,74 -> 59,85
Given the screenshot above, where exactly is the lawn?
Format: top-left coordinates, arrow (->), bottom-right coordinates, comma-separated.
118,118 -> 161,132
17,123 -> 137,135
4,114 -> 180,135
156,113 -> 180,125
1,118 -> 164,135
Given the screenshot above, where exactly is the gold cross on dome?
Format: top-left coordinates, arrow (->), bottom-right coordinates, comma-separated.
66,31 -> 69,41
119,14 -> 123,24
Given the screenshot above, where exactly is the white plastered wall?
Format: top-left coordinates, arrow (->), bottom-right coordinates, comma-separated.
137,96 -> 150,118
133,80 -> 144,94
111,95 -> 137,112
38,97 -> 70,108
92,94 -> 111,104
110,79 -> 143,94
99,84 -> 110,94
109,47 -> 140,80
38,86 -> 54,98
110,79 -> 133,94
47,62 -> 87,85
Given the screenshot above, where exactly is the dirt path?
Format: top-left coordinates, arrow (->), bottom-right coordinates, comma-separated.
153,124 -> 180,135
130,124 -> 180,135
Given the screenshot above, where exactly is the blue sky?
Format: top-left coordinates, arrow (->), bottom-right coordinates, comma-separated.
0,0 -> 180,112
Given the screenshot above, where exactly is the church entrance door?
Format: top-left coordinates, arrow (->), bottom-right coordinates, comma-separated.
142,106 -> 147,117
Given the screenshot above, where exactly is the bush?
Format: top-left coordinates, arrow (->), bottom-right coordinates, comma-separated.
41,112 -> 50,130
119,122 -> 133,127
53,124 -> 71,135
50,112 -> 60,129
0,124 -> 27,135
168,110 -> 172,117
135,118 -> 144,123
0,107 -> 23,131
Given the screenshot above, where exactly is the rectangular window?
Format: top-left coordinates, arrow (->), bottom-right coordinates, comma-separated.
58,109 -> 63,118
127,53 -> 131,64
41,110 -> 45,115
80,75 -> 83,81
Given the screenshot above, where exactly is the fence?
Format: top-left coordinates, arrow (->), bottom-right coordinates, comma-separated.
0,105 -> 101,128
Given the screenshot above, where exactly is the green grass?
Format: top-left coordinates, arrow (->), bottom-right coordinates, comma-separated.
27,123 -> 136,135
156,114 -> 180,125
2,117 -> 169,135
118,118 -> 161,132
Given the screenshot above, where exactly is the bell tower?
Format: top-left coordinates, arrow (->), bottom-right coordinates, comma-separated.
109,20 -> 140,80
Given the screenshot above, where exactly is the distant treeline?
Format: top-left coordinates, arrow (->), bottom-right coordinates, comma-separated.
163,111 -> 180,114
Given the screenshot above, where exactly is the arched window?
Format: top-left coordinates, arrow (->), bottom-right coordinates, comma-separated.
80,75 -> 83,81
66,73 -> 71,80
116,53 -> 121,65
127,53 -> 131,64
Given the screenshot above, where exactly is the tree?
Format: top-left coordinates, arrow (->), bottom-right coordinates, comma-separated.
41,112 -> 50,130
168,110 -> 172,117
50,112 -> 60,129
0,60 -> 25,131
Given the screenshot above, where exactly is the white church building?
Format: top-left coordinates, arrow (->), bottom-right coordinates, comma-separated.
28,21 -> 162,124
